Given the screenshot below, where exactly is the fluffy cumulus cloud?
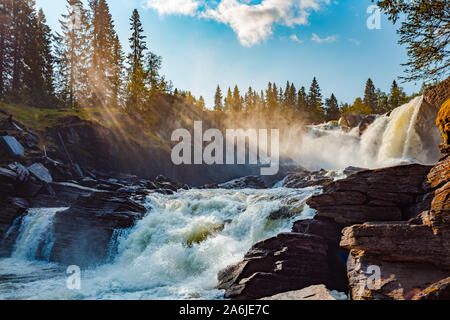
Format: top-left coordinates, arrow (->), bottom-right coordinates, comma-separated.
142,0 -> 200,16
142,0 -> 331,46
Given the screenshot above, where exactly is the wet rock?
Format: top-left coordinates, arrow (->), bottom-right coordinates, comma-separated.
217,233 -> 346,300
50,191 -> 147,267
218,176 -> 266,189
282,169 -> 332,189
0,136 -> 24,156
0,197 -> 29,256
343,166 -> 367,177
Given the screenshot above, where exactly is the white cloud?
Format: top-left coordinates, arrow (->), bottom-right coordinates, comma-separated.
311,33 -> 338,43
290,34 -> 303,43
142,0 -> 332,46
203,0 -> 330,47
142,0 -> 200,16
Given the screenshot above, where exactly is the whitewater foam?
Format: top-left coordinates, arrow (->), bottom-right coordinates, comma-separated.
0,188 -> 319,300
295,96 -> 441,170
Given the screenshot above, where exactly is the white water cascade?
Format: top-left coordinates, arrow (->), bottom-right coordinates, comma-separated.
0,188 -> 319,299
11,208 -> 67,261
294,96 -> 442,170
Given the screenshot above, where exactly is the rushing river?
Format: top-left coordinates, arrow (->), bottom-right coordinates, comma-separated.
0,95 -> 442,300
0,187 -> 320,300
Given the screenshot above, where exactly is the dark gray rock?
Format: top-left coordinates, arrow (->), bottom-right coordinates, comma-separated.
50,191 -> 147,267
217,232 -> 347,300
0,136 -> 24,156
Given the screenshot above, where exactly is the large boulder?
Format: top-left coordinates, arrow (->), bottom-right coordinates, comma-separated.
50,192 -> 147,267
217,232 -> 346,300
307,164 -> 432,225
341,221 -> 450,269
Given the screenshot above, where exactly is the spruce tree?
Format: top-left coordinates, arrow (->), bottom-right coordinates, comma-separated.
146,51 -> 162,98
0,0 -> 12,97
224,87 -> 233,112
307,77 -> 324,123
126,9 -> 147,112
89,0 -> 121,107
232,85 -> 242,112
297,86 -> 307,114
110,34 -> 124,108
214,85 -> 223,111
325,93 -> 340,121
363,78 -> 377,114
56,0 -> 90,107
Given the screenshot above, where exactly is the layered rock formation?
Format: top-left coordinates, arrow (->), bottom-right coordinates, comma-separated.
50,192 -> 146,267
217,233 -> 346,300
340,96 -> 450,300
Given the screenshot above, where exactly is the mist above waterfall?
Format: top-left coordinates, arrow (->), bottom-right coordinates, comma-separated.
291,96 -> 442,171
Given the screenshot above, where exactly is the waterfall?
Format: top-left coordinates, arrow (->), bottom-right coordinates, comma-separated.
0,188 -> 319,299
11,208 -> 68,261
295,96 -> 441,170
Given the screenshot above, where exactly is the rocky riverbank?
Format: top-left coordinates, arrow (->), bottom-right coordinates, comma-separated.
217,91 -> 450,300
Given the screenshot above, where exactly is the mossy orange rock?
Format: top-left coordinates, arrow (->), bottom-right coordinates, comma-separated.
437,98 -> 450,144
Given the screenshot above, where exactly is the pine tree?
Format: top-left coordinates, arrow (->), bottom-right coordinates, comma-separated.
56,0 -> 90,107
232,85 -> 242,112
307,77 -> 324,123
0,0 -> 12,98
110,34 -> 124,108
146,51 -> 162,98
89,0 -> 121,107
297,86 -> 307,114
351,97 -> 372,115
325,93 -> 340,121
126,9 -> 147,113
388,80 -> 402,111
363,78 -> 377,114
244,86 -> 255,113
197,96 -> 205,110
214,85 -> 223,111
376,89 -> 389,114
224,87 -> 233,112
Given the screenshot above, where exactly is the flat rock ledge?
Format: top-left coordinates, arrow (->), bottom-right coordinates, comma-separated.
260,284 -> 347,300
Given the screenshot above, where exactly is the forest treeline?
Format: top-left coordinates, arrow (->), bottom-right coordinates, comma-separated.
212,77 -> 418,123
0,0 -> 428,126
0,0 -> 172,113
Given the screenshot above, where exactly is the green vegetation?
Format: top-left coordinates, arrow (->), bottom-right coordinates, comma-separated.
374,0 -> 449,82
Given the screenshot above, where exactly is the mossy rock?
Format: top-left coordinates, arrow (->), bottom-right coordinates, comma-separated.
437,98 -> 450,144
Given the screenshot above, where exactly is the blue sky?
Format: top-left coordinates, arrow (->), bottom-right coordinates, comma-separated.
35,0 -> 421,108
